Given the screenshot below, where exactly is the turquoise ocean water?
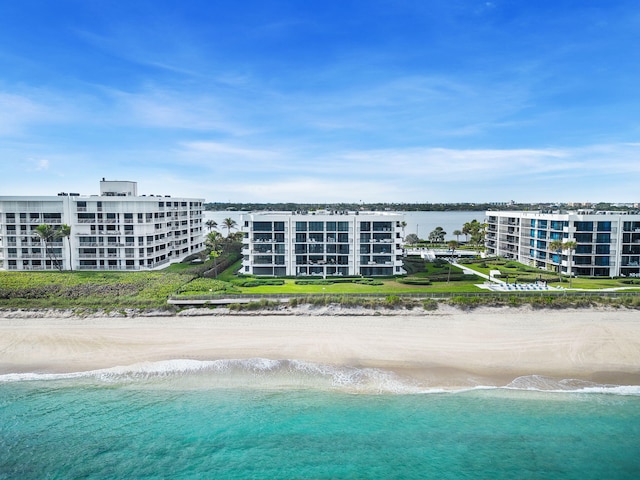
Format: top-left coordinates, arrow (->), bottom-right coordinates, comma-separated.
2,359 -> 639,479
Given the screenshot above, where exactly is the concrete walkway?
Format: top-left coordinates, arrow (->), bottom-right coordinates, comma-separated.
450,261 -> 561,292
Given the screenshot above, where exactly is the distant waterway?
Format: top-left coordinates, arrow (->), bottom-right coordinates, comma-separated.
205,210 -> 484,241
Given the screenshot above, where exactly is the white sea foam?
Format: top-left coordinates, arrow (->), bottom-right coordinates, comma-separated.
505,375 -> 640,396
1,361 -> 639,396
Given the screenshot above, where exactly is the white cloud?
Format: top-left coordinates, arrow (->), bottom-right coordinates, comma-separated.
179,141 -> 280,159
33,158 -> 50,171
106,89 -> 250,135
0,92 -> 54,135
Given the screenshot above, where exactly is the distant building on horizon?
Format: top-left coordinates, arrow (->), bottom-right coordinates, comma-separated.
485,210 -> 640,278
241,211 -> 405,277
0,180 -> 205,271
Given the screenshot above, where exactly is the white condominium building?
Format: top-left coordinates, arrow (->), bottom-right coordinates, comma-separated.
241,211 -> 405,277
485,210 -> 640,277
0,180 -> 205,271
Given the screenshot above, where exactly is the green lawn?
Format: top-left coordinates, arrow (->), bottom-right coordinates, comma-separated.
2,256 -> 639,311
459,260 -> 640,291
228,278 -> 482,295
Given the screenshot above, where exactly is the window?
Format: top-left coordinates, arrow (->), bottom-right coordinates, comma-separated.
326,222 -> 337,231
360,222 -> 371,231
309,244 -> 324,254
309,221 -> 324,231
338,222 -> 349,232
576,245 -> 592,254
274,222 -> 285,232
254,222 -> 272,232
595,244 -> 610,254
296,222 -> 307,232
574,221 -> 593,231
595,233 -> 611,244
594,256 -> 610,266
597,222 -> 612,232
574,233 -> 592,243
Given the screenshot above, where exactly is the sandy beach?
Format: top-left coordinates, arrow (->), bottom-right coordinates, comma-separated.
1,306 -> 639,388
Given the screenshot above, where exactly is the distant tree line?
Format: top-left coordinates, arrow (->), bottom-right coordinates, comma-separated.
205,202 -> 638,213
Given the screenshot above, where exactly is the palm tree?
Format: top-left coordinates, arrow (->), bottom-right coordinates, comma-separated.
399,221 -> 407,240
205,231 -> 224,252
223,217 -> 237,237
35,224 -> 62,271
462,222 -> 472,242
562,241 -> 577,288
549,239 -> 564,282
57,224 -> 72,271
428,226 -> 446,244
205,231 -> 224,278
447,240 -> 459,283
453,229 -> 462,243
205,220 -> 218,232
404,233 -> 419,245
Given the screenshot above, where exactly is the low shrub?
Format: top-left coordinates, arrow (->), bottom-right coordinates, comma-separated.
295,280 -> 334,285
385,295 -> 402,306
422,299 -> 439,310
397,277 -> 432,285
229,299 -> 280,311
354,278 -> 384,286
427,273 -> 475,282
233,279 -> 285,287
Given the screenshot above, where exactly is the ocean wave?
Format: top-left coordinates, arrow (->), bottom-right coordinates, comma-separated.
505,375 -> 640,396
1,360 -> 639,396
0,359 -> 425,394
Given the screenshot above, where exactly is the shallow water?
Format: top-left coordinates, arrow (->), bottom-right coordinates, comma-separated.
1,360 -> 639,479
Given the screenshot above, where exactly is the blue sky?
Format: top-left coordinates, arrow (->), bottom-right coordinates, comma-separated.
1,0 -> 639,203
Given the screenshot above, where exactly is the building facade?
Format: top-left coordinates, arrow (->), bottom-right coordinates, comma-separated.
485,210 -> 640,277
241,212 -> 405,276
0,180 -> 205,271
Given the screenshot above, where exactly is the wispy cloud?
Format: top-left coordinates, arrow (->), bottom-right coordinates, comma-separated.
0,92 -> 58,135
33,158 -> 50,171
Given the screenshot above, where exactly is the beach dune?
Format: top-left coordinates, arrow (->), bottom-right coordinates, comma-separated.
1,307 -> 639,388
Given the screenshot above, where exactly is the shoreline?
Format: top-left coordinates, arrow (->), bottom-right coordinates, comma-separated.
1,306 -> 639,388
